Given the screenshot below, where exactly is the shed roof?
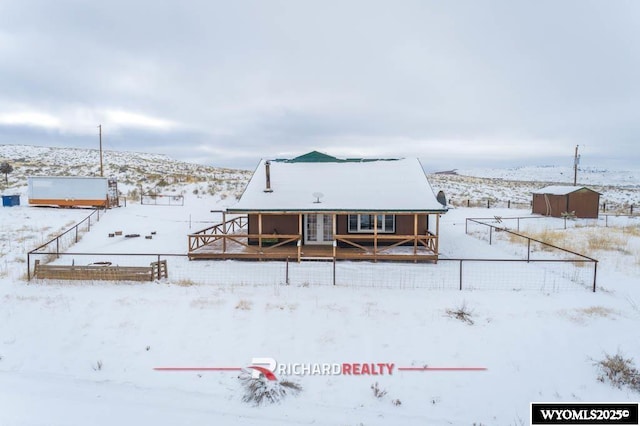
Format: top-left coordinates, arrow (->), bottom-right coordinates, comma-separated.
532,185 -> 601,196
227,154 -> 447,213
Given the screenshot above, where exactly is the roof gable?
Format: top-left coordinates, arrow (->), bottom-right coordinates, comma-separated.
277,150 -> 396,163
533,185 -> 601,195
287,151 -> 340,163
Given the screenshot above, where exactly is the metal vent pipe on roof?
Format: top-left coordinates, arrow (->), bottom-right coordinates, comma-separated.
264,160 -> 273,193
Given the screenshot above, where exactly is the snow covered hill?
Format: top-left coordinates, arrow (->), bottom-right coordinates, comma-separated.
456,165 -> 640,188
0,144 -> 252,201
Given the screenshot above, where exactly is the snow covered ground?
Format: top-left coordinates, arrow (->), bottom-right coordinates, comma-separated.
1,190 -> 639,425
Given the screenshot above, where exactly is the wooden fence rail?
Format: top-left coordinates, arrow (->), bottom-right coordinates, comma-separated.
33,259 -> 168,282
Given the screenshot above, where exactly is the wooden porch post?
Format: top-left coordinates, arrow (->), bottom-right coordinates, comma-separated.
332,213 -> 337,258
222,211 -> 227,253
374,214 -> 378,262
413,213 -> 418,259
435,213 -> 440,263
258,213 -> 263,249
298,213 -> 302,262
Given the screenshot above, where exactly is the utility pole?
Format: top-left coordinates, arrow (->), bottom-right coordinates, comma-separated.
98,124 -> 104,177
573,145 -> 579,186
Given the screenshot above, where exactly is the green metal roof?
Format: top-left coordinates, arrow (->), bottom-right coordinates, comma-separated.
275,150 -> 397,163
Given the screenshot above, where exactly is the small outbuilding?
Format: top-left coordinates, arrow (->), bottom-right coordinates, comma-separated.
532,185 -> 601,218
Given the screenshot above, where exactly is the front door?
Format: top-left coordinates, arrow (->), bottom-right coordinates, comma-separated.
304,214 -> 333,245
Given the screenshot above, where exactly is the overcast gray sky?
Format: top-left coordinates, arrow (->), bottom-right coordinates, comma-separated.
1,0 -> 639,170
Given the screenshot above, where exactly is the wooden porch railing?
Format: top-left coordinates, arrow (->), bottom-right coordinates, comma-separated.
188,216 -> 248,251
334,233 -> 437,257
219,234 -> 301,254
189,215 -> 438,262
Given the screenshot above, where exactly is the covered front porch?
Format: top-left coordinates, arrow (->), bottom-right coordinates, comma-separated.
187,212 -> 440,262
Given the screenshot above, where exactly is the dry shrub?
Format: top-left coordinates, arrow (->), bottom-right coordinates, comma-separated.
513,229 -> 575,252
595,351 -> 640,392
534,229 -> 568,245
622,225 -> 640,238
235,299 -> 252,310
190,297 -> 224,309
266,302 -> 297,312
445,302 -> 474,325
578,306 -> 615,318
371,382 -> 387,399
239,372 -> 302,405
587,232 -> 629,254
563,306 -> 617,323
517,226 -> 635,257
572,260 -> 590,269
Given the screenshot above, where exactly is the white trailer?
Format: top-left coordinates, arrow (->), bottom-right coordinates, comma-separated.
28,176 -> 117,208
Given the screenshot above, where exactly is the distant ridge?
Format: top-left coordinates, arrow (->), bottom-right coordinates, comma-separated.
456,165 -> 639,188
0,144 -> 252,198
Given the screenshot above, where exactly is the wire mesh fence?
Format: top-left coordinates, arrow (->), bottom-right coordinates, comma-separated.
464,217 -> 598,291
466,214 -> 640,235
23,210 -> 599,292
450,199 -> 532,209
26,252 -> 596,292
141,194 -> 185,206
447,199 -> 636,215
28,208 -> 105,258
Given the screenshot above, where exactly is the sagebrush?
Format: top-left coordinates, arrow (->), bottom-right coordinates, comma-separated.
239,371 -> 302,405
445,301 -> 474,325
595,351 -> 640,392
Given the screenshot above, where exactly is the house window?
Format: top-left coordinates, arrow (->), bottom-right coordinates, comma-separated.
348,214 -> 395,233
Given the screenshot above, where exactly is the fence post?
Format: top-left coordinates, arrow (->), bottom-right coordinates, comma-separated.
564,217 -> 567,230
459,260 -> 463,290
465,219 -> 468,234
286,257 -> 290,285
75,225 -> 78,243
333,258 -> 336,286
27,252 -> 31,281
467,199 -> 470,207
508,200 -> 511,209
605,215 -> 608,227
487,199 -> 490,209
527,238 -> 531,262
517,218 -> 520,232
593,261 -> 598,293
489,226 -> 492,245
157,255 -> 161,280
